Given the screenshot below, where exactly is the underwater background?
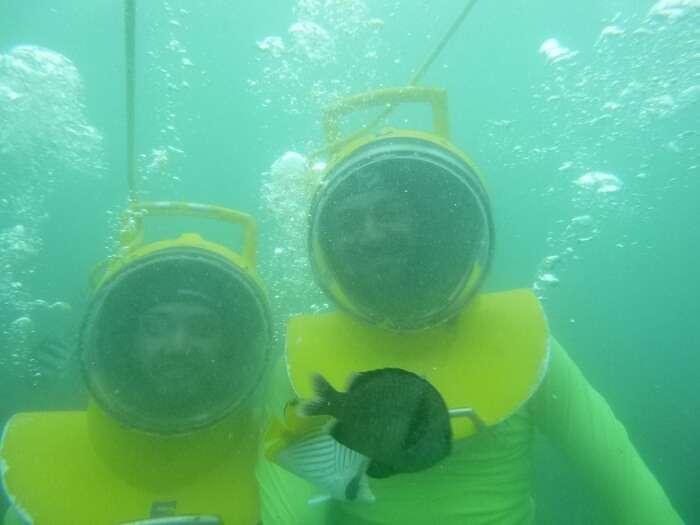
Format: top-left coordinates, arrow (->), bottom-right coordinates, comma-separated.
1,1 -> 697,523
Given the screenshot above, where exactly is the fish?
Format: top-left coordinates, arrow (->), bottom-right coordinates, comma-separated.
274,427 -> 375,503
302,368 -> 452,478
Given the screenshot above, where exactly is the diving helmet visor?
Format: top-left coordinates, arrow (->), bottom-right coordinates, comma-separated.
310,136 -> 494,331
80,248 -> 271,434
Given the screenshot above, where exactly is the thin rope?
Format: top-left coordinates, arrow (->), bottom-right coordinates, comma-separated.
125,0 -> 137,202
408,0 -> 479,86
312,0 -> 479,160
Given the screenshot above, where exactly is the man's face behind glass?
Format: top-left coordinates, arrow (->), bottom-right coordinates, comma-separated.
328,188 -> 419,291
132,301 -> 227,404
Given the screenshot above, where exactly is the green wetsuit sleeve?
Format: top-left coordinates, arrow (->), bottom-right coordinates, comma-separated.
529,338 -> 684,524
2,507 -> 26,525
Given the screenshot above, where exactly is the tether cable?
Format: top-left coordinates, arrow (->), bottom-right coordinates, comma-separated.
311,0 -> 480,160
125,0 -> 137,202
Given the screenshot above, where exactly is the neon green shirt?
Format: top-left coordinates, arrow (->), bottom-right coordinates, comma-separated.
257,338 -> 684,524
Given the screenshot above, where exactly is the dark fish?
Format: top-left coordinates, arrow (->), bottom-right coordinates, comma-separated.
302,367 -> 452,477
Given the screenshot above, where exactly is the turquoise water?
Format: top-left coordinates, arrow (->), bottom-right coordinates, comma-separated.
1,1 -> 697,523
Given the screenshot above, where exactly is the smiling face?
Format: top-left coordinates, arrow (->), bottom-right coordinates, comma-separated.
132,301 -> 228,404
317,180 -> 431,324
329,187 -> 419,290
313,154 -> 494,330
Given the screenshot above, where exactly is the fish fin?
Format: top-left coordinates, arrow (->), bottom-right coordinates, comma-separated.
356,476 -> 376,503
300,374 -> 337,417
275,429 -> 375,502
344,471 -> 363,500
348,471 -> 375,503
345,368 -> 390,389
344,370 -> 365,389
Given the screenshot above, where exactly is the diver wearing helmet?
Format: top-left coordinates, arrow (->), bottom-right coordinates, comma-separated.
259,132 -> 684,524
1,220 -> 271,525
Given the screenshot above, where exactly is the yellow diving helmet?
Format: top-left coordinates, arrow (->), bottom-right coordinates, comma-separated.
309,86 -> 495,331
80,201 -> 272,435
